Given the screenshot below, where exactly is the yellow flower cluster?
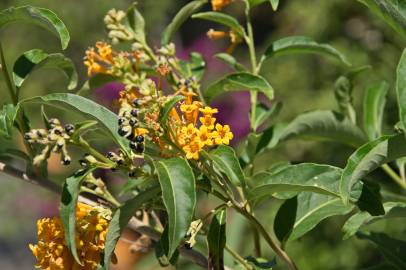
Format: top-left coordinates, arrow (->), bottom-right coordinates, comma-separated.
172,91 -> 234,160
29,203 -> 109,270
211,0 -> 234,11
84,42 -> 114,76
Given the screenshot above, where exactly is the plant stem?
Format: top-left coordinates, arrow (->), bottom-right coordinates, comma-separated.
225,244 -> 253,270
0,41 -> 18,105
74,137 -> 115,167
382,164 -> 406,191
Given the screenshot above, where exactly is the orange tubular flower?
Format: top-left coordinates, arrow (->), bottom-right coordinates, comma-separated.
84,41 -> 115,76
207,29 -> 227,40
29,203 -> 110,270
211,0 -> 234,11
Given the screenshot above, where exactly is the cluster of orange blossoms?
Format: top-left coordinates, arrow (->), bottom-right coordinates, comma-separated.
170,91 -> 233,160
84,42 -> 115,76
29,203 -> 109,270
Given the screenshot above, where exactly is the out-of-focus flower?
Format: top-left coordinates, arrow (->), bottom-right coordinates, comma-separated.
213,123 -> 234,145
211,0 -> 234,11
29,203 -> 110,270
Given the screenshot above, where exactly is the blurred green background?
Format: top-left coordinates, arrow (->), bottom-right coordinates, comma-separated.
0,0 -> 405,269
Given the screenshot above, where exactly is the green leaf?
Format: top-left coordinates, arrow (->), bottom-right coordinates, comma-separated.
204,72 -> 274,104
248,0 -> 268,8
358,0 -> 406,38
363,81 -> 389,140
190,52 -> 206,80
207,209 -> 226,270
277,110 -> 367,148
269,0 -> 280,11
289,192 -> 355,241
126,3 -> 146,44
160,95 -> 185,122
334,76 -> 357,125
155,226 -> 180,267
343,202 -> 406,240
357,232 -> 406,269
60,169 -> 95,264
253,101 -> 282,131
18,93 -> 132,156
161,0 -> 207,45
250,163 -> 350,201
0,5 -> 70,49
154,157 -> 196,258
104,185 -> 161,268
274,196 -> 297,244
340,133 -> 406,204
13,49 -> 77,92
356,181 -> 385,216
210,145 -> 245,186
215,53 -> 246,72
0,104 -> 16,139
396,49 -> 406,133
260,36 -> 351,67
192,11 -> 245,37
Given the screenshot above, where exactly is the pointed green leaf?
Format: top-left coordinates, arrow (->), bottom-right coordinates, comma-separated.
210,145 -> 245,186
204,72 -> 274,104
104,186 -> 161,268
208,209 -> 226,270
358,0 -> 406,38
340,134 -> 406,204
343,202 -> 406,240
126,3 -> 146,44
253,101 -> 282,131
0,104 -> 16,139
154,157 -> 196,258
363,81 -> 389,140
161,0 -> 207,45
192,11 -> 245,36
0,5 -> 70,49
215,53 -> 246,72
396,49 -> 406,133
60,169 -> 95,264
13,49 -> 77,92
248,0 -> 268,8
270,0 -> 280,11
260,36 -> 351,68
160,95 -> 185,122
274,196 -> 297,243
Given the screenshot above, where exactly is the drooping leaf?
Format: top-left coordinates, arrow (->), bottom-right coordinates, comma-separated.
340,133 -> 406,204
0,104 -> 16,139
357,232 -> 406,269
13,49 -> 78,93
396,49 -> 406,133
260,36 -> 351,68
0,5 -> 70,49
104,185 -> 161,268
363,81 -> 389,140
160,95 -> 185,122
204,72 -> 274,104
214,53 -> 246,72
343,202 -> 406,239
192,12 -> 245,36
334,76 -> 357,124
248,0 -> 268,8
207,209 -> 226,270
274,196 -> 297,244
253,101 -> 282,131
210,145 -> 245,186
358,0 -> 406,38
154,157 -> 196,258
126,3 -> 146,44
288,192 -> 355,241
269,0 -> 280,11
60,168 -> 95,264
276,110 -> 367,148
18,93 -> 132,156
161,0 -> 207,45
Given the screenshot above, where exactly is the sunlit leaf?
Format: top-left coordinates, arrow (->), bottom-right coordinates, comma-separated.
0,104 -> 16,139
126,3 -> 146,44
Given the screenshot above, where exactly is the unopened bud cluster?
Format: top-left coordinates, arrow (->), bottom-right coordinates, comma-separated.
24,119 -> 75,166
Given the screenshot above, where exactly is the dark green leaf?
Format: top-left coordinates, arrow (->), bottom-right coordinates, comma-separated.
260,36 -> 351,68
210,145 -> 245,186
343,202 -> 406,239
274,196 -> 297,244
0,104 -> 16,139
358,0 -> 406,37
192,12 -> 245,36
245,256 -> 276,269
13,49 -> 77,92
104,186 -> 161,268
154,157 -> 196,257
208,209 -> 226,270
396,49 -> 406,133
356,181 -> 385,216
126,3 -> 146,44
340,134 -> 406,204
18,93 -> 132,156
363,81 -> 389,140
254,101 -> 282,131
160,95 -> 185,122
0,5 -> 70,49
357,232 -> 406,269
289,192 -> 355,241
215,53 -> 246,72
155,226 -> 180,267
161,0 -> 207,45
248,0 -> 268,8
60,169 -> 95,264
277,110 -> 367,148
334,76 -> 356,124
190,52 -> 206,80
204,72 -> 274,104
